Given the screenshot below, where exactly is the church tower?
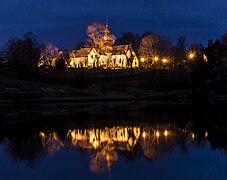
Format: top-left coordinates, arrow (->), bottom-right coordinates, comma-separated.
103,17 -> 114,47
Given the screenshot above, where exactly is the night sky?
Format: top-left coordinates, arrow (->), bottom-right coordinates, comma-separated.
1,0 -> 226,48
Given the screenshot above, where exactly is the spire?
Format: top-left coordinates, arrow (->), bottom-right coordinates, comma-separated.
106,16 -> 108,26
103,17 -> 114,50
104,16 -> 110,42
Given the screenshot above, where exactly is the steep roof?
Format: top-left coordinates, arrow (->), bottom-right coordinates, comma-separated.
73,44 -> 133,57
74,48 -> 91,57
112,45 -> 130,55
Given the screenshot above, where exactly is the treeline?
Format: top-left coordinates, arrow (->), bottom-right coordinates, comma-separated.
0,26 -> 227,74
0,27 -> 227,95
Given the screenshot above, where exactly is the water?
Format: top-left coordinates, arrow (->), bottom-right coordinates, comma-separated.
1,101 -> 227,179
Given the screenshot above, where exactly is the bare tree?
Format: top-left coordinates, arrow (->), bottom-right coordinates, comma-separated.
86,23 -> 115,49
39,42 -> 59,67
138,33 -> 160,67
87,23 -> 105,48
5,32 -> 41,71
171,36 -> 187,69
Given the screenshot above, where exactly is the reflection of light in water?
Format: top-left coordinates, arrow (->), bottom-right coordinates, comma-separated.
142,132 -> 146,138
164,130 -> 168,137
71,130 -> 76,140
155,131 -> 160,138
205,131 -> 208,138
38,125 -> 197,173
39,132 -> 46,138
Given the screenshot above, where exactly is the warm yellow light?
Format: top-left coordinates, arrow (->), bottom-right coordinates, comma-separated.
142,132 -> 146,138
53,132 -> 58,140
71,131 -> 76,139
203,54 -> 208,62
164,130 -> 168,136
189,53 -> 194,59
141,58 -> 145,62
205,131 -> 208,138
192,133 -> 195,139
156,131 -> 160,138
39,132 -> 46,138
154,56 -> 158,61
188,51 -> 196,60
162,59 -> 167,63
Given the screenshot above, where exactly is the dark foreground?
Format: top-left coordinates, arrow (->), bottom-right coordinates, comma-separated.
0,101 -> 227,179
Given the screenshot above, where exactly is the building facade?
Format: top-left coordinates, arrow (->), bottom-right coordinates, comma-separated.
70,23 -> 139,69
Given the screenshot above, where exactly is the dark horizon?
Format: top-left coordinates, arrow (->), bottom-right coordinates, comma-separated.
0,0 -> 226,49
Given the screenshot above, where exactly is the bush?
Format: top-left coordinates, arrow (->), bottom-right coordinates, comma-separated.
56,58 -> 66,70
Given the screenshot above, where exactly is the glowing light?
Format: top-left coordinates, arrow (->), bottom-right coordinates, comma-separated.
188,51 -> 196,60
71,131 -> 76,139
155,131 -> 160,138
164,130 -> 168,136
162,59 -> 167,63
154,56 -> 158,61
140,58 -> 145,62
203,54 -> 208,62
53,132 -> 58,140
142,132 -> 146,138
192,133 -> 195,139
189,53 -> 194,59
39,132 -> 46,138
205,131 -> 208,138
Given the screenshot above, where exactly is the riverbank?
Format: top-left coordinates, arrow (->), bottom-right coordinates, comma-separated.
1,68 -> 227,105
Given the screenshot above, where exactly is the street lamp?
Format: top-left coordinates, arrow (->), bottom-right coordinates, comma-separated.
189,53 -> 194,59
187,51 -> 196,60
162,58 -> 167,63
140,57 -> 145,68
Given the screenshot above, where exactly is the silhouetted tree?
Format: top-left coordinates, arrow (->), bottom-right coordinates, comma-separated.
75,40 -> 86,50
141,30 -> 153,39
220,32 -> 227,75
55,58 -> 66,70
5,32 -> 41,71
61,48 -> 71,66
6,134 -> 43,167
116,32 -> 135,45
205,39 -> 224,81
134,33 -> 141,53
172,36 -> 186,69
0,48 -> 6,66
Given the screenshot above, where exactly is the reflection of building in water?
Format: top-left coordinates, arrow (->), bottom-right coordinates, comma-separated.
68,127 -> 140,150
68,127 -> 140,173
38,125 -> 209,173
140,128 -> 177,160
39,131 -> 63,156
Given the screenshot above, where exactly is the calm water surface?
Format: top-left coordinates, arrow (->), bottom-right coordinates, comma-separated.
0,101 -> 227,179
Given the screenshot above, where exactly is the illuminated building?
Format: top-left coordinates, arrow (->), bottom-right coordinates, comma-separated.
70,22 -> 139,69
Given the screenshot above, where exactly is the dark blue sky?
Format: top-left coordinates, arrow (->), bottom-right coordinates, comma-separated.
0,0 -> 226,48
